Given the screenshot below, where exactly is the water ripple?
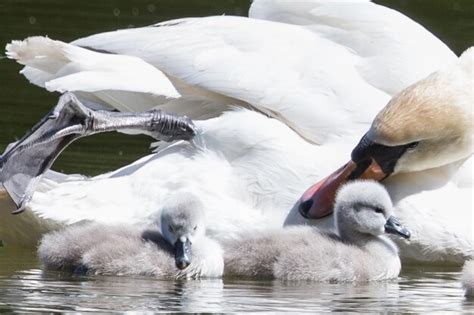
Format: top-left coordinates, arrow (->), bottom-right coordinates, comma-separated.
0,250 -> 473,313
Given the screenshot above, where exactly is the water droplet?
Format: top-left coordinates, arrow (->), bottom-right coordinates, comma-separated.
147,4 -> 156,13
132,7 -> 139,16
29,16 -> 36,24
113,8 -> 120,17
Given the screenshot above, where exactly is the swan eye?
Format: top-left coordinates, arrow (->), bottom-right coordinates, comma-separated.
407,141 -> 419,150
193,226 -> 197,231
374,207 -> 384,214
169,225 -> 174,232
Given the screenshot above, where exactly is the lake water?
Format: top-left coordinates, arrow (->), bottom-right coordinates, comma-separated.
0,0 -> 473,312
0,247 -> 472,312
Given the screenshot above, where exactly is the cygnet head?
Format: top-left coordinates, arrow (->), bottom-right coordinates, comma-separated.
334,180 -> 410,242
160,194 -> 206,270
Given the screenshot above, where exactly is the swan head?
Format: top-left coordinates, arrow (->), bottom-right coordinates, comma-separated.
160,194 -> 206,270
300,47 -> 473,219
334,181 -> 410,241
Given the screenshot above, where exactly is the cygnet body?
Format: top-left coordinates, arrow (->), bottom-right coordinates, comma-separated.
224,181 -> 410,281
38,193 -> 223,279
462,260 -> 474,297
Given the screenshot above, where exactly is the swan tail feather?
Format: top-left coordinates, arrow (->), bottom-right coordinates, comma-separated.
6,37 -> 181,110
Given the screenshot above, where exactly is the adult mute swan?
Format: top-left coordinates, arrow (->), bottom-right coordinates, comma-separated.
38,193 -> 224,278
224,181 -> 410,281
0,1 -> 470,264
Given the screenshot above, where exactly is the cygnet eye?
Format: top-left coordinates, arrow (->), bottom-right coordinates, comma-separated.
374,207 -> 384,214
169,224 -> 174,232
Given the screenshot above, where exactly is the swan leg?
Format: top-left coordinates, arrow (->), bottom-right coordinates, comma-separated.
0,92 -> 196,213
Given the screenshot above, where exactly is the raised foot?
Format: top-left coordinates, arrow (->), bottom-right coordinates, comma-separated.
145,110 -> 196,142
0,92 -> 197,213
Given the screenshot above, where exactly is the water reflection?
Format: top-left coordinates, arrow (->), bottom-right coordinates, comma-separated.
1,263 -> 471,312
0,247 -> 471,312
15,271 -> 226,312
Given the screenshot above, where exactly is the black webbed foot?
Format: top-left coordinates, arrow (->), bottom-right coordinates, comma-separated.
0,93 -> 196,213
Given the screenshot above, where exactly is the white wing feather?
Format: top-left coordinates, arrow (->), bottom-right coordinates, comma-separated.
7,1 -> 456,143
72,16 -> 390,144
249,0 -> 457,95
6,37 -> 180,112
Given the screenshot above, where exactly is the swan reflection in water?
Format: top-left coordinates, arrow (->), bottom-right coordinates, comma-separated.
1,263 -> 469,313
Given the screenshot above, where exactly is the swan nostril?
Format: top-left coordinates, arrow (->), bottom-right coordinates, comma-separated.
176,260 -> 190,270
299,199 -> 313,218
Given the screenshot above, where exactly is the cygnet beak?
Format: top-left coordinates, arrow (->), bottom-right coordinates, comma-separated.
384,215 -> 411,239
174,237 -> 192,270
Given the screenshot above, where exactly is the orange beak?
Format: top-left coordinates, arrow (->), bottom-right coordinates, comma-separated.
299,159 -> 386,219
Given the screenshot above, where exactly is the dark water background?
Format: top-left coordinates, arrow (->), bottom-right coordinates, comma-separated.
0,0 -> 473,312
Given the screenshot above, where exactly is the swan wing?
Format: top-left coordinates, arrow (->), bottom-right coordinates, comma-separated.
6,37 -> 181,112
392,183 -> 473,263
249,0 -> 457,95
7,2 -> 456,143
69,16 -> 390,144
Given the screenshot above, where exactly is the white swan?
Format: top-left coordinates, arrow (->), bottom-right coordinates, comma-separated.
0,0 -> 471,264
224,181 -> 409,281
38,192 -> 223,278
